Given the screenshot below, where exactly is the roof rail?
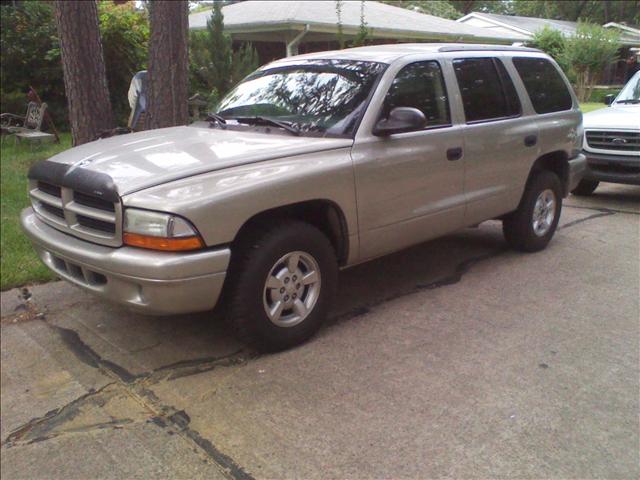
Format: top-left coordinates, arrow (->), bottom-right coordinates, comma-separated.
438,45 -> 541,53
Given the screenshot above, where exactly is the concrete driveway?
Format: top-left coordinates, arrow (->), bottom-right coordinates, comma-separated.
2,183 -> 639,479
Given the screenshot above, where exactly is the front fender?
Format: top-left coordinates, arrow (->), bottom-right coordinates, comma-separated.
122,148 -> 358,256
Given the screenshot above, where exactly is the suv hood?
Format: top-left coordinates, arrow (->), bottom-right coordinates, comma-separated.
43,124 -> 352,195
583,105 -> 640,130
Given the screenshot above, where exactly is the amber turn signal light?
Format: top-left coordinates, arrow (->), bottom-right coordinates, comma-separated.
123,232 -> 204,251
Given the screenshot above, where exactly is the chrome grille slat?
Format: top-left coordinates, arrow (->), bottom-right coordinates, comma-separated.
29,180 -> 122,247
586,130 -> 640,153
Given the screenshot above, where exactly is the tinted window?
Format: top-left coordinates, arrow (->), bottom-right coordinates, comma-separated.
512,57 -> 573,113
453,58 -> 521,122
381,61 -> 450,129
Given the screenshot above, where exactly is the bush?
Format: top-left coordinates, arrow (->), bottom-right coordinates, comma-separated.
1,1 -> 149,129
0,2 -> 66,128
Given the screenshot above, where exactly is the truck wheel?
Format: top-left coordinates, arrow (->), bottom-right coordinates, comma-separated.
226,221 -> 338,352
571,179 -> 599,196
503,171 -> 562,252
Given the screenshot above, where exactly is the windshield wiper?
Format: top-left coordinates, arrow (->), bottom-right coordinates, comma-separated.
206,112 -> 227,128
230,116 -> 300,136
615,99 -> 640,104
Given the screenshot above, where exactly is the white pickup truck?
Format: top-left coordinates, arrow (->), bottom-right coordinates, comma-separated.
573,71 -> 640,195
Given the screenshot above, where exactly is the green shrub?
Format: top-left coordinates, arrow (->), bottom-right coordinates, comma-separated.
1,1 -> 149,129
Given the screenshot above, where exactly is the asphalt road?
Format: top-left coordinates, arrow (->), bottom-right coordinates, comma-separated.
1,183 -> 639,479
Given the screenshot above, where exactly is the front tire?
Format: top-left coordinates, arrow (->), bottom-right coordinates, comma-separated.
503,171 -> 562,252
226,220 -> 338,352
571,179 -> 599,196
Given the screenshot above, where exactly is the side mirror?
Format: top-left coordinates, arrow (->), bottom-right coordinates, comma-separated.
604,94 -> 615,106
373,107 -> 427,136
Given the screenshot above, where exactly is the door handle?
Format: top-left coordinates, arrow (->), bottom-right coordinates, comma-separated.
524,135 -> 538,147
447,147 -> 463,161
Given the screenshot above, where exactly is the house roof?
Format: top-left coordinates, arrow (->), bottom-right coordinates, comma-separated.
189,1 -> 523,44
457,12 -> 640,46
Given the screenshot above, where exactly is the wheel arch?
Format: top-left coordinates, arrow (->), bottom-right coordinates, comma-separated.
527,151 -> 570,196
232,199 -> 351,266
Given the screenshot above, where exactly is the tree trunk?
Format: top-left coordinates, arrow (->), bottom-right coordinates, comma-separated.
54,1 -> 114,146
145,0 -> 189,130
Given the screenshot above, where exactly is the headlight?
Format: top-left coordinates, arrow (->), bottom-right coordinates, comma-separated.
123,209 -> 204,251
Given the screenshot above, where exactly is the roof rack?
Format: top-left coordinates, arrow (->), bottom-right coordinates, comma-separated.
438,45 -> 541,53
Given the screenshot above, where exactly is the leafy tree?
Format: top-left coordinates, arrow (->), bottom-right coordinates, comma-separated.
208,1 -> 233,97
379,1 -> 462,20
562,23 -> 620,101
530,26 -> 572,76
188,1 -> 259,107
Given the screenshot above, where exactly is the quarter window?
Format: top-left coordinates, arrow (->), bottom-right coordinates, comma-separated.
512,57 -> 573,113
453,58 -> 521,122
381,61 -> 451,130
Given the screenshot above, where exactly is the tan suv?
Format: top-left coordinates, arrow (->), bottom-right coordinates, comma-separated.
22,44 -> 586,351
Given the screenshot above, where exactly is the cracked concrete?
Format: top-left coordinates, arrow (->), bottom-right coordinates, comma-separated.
1,183 -> 639,479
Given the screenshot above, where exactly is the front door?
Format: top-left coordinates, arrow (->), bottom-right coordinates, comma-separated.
352,60 -> 466,261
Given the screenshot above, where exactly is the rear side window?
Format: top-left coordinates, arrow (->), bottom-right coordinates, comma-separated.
453,57 -> 521,122
381,61 -> 451,129
512,57 -> 573,114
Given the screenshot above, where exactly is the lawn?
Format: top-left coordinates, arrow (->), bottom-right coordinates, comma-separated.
580,102 -> 606,113
0,101 -> 609,290
1,133 -> 72,290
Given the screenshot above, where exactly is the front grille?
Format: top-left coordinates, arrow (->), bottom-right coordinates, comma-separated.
41,203 -> 65,219
586,130 -> 640,152
29,181 -> 122,247
591,163 -> 640,175
77,214 -> 116,234
74,191 -> 115,212
38,181 -> 61,197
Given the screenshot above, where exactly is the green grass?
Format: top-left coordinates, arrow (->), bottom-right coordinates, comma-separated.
580,102 -> 606,113
1,133 -> 72,290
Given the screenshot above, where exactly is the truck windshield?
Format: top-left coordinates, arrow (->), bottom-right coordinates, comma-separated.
216,59 -> 387,136
614,72 -> 640,104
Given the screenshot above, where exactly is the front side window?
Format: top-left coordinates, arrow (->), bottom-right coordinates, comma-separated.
512,57 -> 573,113
216,59 -> 387,137
380,61 -> 451,130
453,57 -> 521,122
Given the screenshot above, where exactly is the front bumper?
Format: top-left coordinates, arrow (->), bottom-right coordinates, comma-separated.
582,150 -> 640,185
567,153 -> 588,195
21,208 -> 230,315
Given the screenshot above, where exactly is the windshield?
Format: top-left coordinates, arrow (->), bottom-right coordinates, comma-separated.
614,71 -> 640,104
216,60 -> 387,136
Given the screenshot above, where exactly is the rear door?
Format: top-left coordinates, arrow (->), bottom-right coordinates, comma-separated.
451,56 -> 540,224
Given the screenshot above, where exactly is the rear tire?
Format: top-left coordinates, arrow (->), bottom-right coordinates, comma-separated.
226,220 -> 338,352
571,179 -> 599,196
503,171 -> 562,252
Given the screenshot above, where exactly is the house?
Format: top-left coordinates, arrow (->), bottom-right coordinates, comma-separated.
189,0 -> 523,64
457,12 -> 640,84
